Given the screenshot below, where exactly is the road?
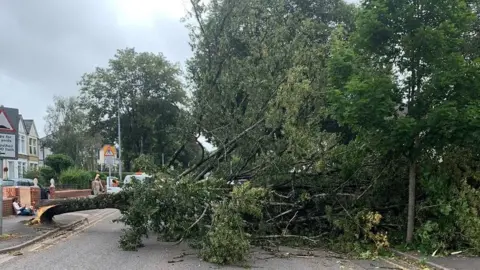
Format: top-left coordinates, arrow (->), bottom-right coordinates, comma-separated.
0,209 -> 413,270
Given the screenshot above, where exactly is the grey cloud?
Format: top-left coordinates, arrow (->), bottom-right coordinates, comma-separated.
0,0 -> 191,136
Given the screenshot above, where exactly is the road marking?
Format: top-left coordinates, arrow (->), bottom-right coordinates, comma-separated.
59,212 -> 90,218
0,209 -> 120,265
28,210 -> 119,252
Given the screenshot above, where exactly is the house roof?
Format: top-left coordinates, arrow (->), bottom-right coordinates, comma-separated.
24,119 -> 33,134
18,114 -> 27,133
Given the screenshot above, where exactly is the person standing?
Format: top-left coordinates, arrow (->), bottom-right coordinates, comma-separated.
91,174 -> 104,195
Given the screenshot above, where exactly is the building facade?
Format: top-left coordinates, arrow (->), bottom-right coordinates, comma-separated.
2,115 -> 30,179
24,119 -> 40,171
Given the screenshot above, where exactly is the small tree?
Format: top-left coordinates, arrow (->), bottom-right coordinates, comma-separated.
45,154 -> 74,175
329,0 -> 480,243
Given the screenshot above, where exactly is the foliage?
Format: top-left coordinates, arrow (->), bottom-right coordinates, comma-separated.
328,0 -> 480,243
416,148 -> 480,254
59,168 -> 92,189
44,96 -> 103,169
78,47 -> 199,171
45,154 -> 74,175
132,154 -> 157,174
38,166 -> 56,185
23,169 -> 39,180
40,0 -> 480,264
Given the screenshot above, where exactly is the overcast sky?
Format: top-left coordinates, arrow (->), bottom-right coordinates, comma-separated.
1,0 -> 358,139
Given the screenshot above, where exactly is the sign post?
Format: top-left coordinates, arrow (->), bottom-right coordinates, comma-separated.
103,144 -> 116,188
0,106 -> 19,235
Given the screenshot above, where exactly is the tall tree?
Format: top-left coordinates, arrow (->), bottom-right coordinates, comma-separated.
78,48 -> 198,170
329,0 -> 480,243
186,0 -> 356,181
44,96 -> 103,168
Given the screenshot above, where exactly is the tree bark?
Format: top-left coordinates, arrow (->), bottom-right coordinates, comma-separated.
166,142 -> 186,168
406,160 -> 416,243
37,193 -> 128,223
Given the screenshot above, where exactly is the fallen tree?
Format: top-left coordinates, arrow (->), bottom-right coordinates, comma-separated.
34,192 -> 130,223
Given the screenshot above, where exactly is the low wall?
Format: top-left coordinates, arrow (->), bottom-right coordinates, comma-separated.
3,187 -> 18,198
2,198 -> 13,216
53,189 -> 91,199
1,187 -> 90,216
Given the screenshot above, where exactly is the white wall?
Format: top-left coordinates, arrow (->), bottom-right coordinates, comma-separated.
1,158 -> 28,179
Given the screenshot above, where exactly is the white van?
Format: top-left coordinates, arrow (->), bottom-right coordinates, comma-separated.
123,173 -> 152,185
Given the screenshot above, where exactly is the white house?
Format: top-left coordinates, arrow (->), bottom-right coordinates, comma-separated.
24,119 -> 40,171
1,115 -> 29,179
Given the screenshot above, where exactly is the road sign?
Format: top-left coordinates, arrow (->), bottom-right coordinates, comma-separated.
103,144 -> 116,157
0,107 -> 19,159
103,144 -> 116,167
105,155 -> 115,166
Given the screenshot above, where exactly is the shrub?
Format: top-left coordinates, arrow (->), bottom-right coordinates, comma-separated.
45,154 -> 74,174
23,169 -> 39,179
59,168 -> 91,189
39,166 -> 56,186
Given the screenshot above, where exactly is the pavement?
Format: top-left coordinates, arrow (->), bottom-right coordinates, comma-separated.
0,209 -> 422,270
0,209 -> 104,251
392,249 -> 480,270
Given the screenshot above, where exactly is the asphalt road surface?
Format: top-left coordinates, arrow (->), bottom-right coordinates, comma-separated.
0,209 -> 411,270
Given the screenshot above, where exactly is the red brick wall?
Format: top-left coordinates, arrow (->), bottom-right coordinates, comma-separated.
30,187 -> 41,208
2,198 -> 13,216
3,187 -> 19,198
54,189 -> 91,199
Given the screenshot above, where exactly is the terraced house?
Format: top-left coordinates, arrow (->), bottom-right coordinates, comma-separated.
24,119 -> 40,171
2,115 -> 31,178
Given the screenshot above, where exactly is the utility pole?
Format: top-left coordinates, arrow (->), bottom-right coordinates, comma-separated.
117,89 -> 122,182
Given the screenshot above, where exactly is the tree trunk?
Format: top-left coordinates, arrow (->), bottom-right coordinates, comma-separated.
406,160 -> 416,243
36,193 -> 128,223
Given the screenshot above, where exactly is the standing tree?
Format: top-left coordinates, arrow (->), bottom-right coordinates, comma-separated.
186,0 -> 356,181
44,96 -> 103,168
328,0 -> 480,243
78,48 -> 199,170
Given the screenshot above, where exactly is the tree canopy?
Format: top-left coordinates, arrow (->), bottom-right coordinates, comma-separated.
43,0 -> 480,265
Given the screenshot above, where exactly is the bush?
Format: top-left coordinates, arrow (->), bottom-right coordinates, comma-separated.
23,169 -> 39,179
45,154 -> 74,174
39,166 -> 56,186
59,168 -> 91,189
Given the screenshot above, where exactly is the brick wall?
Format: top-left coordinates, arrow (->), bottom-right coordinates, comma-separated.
54,189 -> 91,199
2,198 -> 13,216
1,188 -> 91,216
30,187 -> 41,208
3,187 -> 18,198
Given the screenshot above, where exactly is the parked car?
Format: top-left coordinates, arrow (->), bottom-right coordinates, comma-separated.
2,178 -> 50,200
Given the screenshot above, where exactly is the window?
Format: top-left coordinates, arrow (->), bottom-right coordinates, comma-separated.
17,163 -> 22,177
29,138 -> 37,155
29,163 -> 38,171
21,162 -> 26,177
19,135 -> 26,154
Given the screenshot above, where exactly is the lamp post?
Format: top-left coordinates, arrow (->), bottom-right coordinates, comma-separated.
117,89 -> 122,182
